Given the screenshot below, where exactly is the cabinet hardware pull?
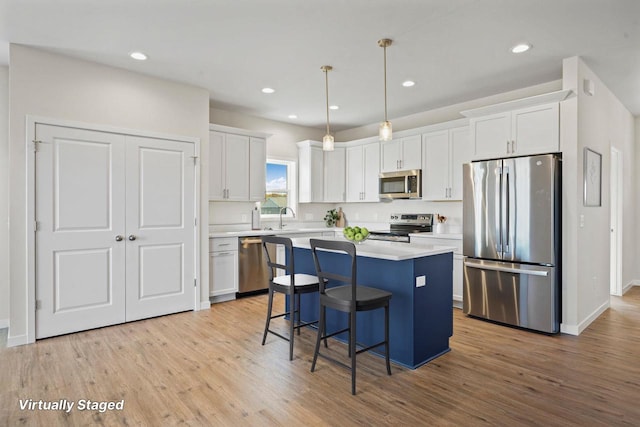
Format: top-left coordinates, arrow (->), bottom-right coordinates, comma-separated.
115,235 -> 123,241
506,140 -> 510,154
128,235 -> 137,241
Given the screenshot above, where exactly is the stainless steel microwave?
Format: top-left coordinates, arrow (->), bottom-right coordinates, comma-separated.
379,169 -> 422,199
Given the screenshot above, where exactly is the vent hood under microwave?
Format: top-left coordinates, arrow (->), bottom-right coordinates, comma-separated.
379,169 -> 422,200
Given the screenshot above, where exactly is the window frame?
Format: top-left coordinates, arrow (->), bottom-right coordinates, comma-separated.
261,158 -> 297,219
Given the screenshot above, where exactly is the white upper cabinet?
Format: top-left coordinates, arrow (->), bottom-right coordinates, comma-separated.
380,134 -> 421,172
346,142 -> 380,202
422,126 -> 471,201
298,141 -> 324,203
223,133 -> 250,201
249,137 -> 266,201
209,126 -> 268,201
324,147 -> 346,202
470,102 -> 560,160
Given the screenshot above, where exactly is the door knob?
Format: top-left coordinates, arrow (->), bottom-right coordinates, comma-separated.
128,235 -> 136,241
115,235 -> 123,241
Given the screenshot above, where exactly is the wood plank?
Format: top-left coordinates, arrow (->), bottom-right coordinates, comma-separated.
1,289 -> 639,426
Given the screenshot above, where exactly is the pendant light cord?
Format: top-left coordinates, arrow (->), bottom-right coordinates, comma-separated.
383,44 -> 388,122
325,68 -> 330,135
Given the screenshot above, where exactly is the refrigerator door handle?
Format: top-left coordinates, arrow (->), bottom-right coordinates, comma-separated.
503,166 -> 510,254
495,166 -> 502,253
464,260 -> 549,277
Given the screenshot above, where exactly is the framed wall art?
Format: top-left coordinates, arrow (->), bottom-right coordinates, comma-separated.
583,148 -> 602,207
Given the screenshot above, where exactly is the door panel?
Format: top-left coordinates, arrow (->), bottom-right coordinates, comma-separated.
36,124 -> 126,339
463,259 -> 558,333
125,136 -> 195,321
462,160 -> 502,260
503,155 -> 558,264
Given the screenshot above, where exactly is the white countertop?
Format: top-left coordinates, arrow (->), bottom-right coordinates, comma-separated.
410,232 -> 462,240
209,227 -> 337,238
290,237 -> 455,261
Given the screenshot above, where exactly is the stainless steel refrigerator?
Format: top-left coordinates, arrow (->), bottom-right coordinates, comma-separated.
462,154 -> 561,333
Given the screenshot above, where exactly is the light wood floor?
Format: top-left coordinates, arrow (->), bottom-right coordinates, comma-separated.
1,288 -> 639,426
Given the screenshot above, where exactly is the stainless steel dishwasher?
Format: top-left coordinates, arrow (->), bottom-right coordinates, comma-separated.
238,236 -> 275,295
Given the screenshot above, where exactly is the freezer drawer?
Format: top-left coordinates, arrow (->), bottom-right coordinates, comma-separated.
463,259 -> 559,333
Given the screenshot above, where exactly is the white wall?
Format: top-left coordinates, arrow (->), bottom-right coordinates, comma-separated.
561,56 -> 635,334
0,66 -> 9,328
8,45 -> 211,345
208,108 -> 331,226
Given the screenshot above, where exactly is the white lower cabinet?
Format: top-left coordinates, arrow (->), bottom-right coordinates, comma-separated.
209,237 -> 238,302
410,235 -> 463,306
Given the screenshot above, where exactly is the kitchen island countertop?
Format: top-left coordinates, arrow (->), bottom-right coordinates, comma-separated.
290,237 -> 455,261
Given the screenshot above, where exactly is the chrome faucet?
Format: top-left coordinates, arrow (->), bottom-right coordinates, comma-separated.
279,207 -> 296,229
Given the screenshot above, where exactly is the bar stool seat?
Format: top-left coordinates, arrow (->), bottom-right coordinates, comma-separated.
261,236 -> 321,361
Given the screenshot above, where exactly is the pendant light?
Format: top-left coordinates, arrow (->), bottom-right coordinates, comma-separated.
378,38 -> 393,141
321,65 -> 335,151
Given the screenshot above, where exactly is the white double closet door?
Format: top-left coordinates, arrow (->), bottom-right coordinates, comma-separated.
35,124 -> 196,339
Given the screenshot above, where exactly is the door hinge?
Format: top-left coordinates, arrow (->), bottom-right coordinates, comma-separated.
35,300 -> 42,310
191,156 -> 198,165
194,217 -> 197,227
32,140 -> 42,152
194,278 -> 197,287
34,221 -> 39,231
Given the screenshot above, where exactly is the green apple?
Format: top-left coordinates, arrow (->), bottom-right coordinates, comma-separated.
354,233 -> 363,241
353,226 -> 361,234
361,227 -> 369,237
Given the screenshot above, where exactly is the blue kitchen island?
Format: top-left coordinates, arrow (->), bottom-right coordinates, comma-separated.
289,237 -> 454,369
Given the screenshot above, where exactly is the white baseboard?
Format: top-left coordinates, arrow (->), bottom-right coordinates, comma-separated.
0,319 -> 8,329
623,280 -> 640,294
561,299 -> 610,336
7,334 -> 29,347
199,301 -> 211,310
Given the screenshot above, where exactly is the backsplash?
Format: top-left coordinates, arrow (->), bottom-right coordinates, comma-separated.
209,199 -> 462,233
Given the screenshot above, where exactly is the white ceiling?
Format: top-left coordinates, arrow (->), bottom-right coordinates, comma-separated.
1,0 -> 639,131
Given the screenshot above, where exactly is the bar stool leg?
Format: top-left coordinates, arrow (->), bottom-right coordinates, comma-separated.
289,292 -> 295,361
311,304 -> 325,372
385,304 -> 391,375
350,310 -> 357,395
262,287 -> 274,345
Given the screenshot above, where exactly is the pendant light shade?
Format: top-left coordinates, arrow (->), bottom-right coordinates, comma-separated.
321,65 -> 334,151
378,38 -> 393,141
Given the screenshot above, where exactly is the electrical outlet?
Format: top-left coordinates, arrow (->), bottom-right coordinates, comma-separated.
416,276 -> 426,287
579,214 -> 585,228
241,214 -> 248,223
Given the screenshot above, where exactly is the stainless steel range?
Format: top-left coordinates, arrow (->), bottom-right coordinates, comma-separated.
368,213 -> 434,243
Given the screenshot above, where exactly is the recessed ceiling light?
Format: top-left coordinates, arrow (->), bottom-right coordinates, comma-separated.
261,87 -> 275,94
402,80 -> 415,87
511,43 -> 531,54
329,105 -> 339,110
129,51 -> 147,61
288,114 -> 298,119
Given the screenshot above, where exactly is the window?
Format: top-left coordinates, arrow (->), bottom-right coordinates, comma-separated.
262,159 -> 297,217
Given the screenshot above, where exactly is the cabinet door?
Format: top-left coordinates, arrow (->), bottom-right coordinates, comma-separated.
401,134 -> 422,170
310,146 -> 324,202
346,145 -> 364,202
380,139 -> 401,172
224,134 -> 250,200
249,137 -> 266,201
210,251 -> 238,296
471,111 -> 511,160
422,130 -> 450,201
324,147 -> 346,202
209,131 -> 226,200
449,126 -> 471,200
363,142 -> 380,202
512,103 -> 559,155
